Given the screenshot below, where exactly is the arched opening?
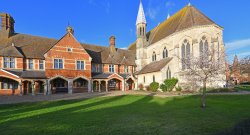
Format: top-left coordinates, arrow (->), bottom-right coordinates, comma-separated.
166,67 -> 171,79
152,51 -> 156,62
108,78 -> 122,91
0,77 -> 19,95
182,39 -> 191,70
126,78 -> 134,90
50,77 -> 68,94
34,81 -> 44,94
163,47 -> 168,58
73,78 -> 88,93
100,81 -> 107,92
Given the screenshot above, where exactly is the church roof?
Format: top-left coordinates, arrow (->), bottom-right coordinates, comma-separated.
136,57 -> 173,75
136,0 -> 146,25
128,5 -> 220,50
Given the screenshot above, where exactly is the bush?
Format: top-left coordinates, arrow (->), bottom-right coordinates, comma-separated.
160,78 -> 178,92
175,86 -> 182,92
149,82 -> 159,92
138,84 -> 144,90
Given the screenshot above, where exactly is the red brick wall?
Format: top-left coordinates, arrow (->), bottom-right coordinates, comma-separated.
45,33 -> 92,79
102,64 -> 135,74
0,57 -> 24,70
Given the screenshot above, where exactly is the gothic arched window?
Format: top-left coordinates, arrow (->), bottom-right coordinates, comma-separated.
199,36 -> 209,61
163,47 -> 168,58
152,51 -> 156,62
139,27 -> 142,36
181,39 -> 191,70
153,75 -> 155,82
166,67 -> 171,79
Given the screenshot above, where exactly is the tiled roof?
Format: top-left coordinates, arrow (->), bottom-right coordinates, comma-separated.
128,5 -> 218,50
4,69 -> 47,79
0,33 -> 136,65
136,57 -> 173,75
0,45 -> 24,58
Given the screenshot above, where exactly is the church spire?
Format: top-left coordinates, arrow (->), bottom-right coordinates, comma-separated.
136,0 -> 146,25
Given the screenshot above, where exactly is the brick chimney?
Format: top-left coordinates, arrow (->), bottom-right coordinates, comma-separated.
0,13 -> 15,38
109,36 -> 116,53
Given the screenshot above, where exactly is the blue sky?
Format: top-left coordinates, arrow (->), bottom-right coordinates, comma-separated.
1,0 -> 250,62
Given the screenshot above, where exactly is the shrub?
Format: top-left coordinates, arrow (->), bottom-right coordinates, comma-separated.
149,82 -> 159,92
138,84 -> 144,90
176,86 -> 182,92
160,78 -> 178,92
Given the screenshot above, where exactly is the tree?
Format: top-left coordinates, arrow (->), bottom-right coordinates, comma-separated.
239,55 -> 250,74
177,46 -> 226,108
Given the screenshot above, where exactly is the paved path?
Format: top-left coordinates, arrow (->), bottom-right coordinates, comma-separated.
1,90 -> 250,105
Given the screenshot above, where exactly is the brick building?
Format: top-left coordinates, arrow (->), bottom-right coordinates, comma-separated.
226,55 -> 250,85
0,13 -> 136,95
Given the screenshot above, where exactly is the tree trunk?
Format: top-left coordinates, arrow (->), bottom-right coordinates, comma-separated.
201,80 -> 207,108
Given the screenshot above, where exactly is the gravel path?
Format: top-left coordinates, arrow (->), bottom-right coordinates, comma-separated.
1,90 -> 250,105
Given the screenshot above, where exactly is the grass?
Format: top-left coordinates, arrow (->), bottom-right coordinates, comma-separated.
234,85 -> 250,91
1,95 -> 250,135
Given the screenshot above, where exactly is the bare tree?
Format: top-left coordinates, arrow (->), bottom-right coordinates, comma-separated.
239,55 -> 250,74
177,47 -> 226,108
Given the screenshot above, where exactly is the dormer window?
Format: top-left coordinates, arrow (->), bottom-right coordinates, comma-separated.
124,66 -> 129,73
39,60 -> 44,70
109,64 -> 115,73
3,57 -> 15,69
67,47 -> 72,52
28,59 -> 33,70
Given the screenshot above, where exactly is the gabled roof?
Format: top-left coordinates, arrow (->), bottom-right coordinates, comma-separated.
92,73 -> 131,79
0,45 -> 24,57
128,5 -> 219,50
0,33 -> 57,59
0,32 -> 136,65
136,57 -> 173,75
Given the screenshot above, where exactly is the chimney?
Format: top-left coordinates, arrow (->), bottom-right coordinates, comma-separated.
0,13 -> 15,38
109,36 -> 116,53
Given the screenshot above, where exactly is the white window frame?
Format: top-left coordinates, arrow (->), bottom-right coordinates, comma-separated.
109,64 -> 115,73
3,57 -> 16,69
27,59 -> 34,70
76,60 -> 85,70
54,58 -> 64,69
67,47 -> 73,52
39,60 -> 45,70
124,66 -> 129,73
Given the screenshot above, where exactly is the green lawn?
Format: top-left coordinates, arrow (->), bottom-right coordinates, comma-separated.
1,95 -> 250,135
235,85 -> 250,91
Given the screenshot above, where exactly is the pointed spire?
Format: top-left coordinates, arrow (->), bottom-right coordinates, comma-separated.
136,0 -> 146,25
188,0 -> 192,6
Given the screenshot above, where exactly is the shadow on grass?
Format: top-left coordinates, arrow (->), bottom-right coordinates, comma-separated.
0,95 -> 250,135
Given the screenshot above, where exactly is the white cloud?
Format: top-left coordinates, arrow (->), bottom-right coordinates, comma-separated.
225,38 -> 250,51
120,47 -> 127,50
146,8 -> 158,20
